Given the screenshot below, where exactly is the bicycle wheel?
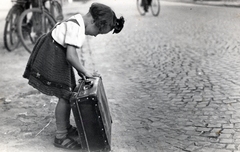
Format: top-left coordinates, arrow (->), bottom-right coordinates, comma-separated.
136,0 -> 146,16
17,8 -> 56,53
50,0 -> 64,21
150,0 -> 160,16
3,5 -> 23,52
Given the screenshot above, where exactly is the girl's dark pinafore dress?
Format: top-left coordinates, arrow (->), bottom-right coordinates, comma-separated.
23,20 -> 79,100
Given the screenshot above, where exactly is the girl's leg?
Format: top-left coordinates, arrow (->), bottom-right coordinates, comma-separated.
55,98 -> 71,139
54,98 -> 81,150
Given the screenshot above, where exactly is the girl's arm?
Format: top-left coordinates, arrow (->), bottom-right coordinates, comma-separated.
66,45 -> 92,78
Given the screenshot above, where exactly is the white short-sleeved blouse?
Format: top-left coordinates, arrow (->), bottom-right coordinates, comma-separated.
51,14 -> 85,48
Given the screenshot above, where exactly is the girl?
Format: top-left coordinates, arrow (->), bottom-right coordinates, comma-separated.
23,2 -> 124,150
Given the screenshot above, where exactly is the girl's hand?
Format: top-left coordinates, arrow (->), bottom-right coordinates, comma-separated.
93,70 -> 101,77
84,72 -> 94,79
78,71 -> 100,79
78,71 -> 90,80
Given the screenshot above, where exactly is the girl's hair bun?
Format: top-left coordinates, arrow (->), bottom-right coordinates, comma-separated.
113,16 -> 125,34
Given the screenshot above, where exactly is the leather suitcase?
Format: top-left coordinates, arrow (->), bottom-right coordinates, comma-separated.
70,77 -> 112,152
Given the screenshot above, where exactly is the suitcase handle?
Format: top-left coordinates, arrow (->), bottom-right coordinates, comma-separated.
78,73 -> 93,88
78,74 -> 94,91
83,80 -> 94,90
77,79 -> 94,95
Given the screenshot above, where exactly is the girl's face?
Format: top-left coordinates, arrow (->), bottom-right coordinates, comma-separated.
86,23 -> 99,36
86,22 -> 112,36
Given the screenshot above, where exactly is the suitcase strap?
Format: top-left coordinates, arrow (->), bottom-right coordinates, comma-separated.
77,80 -> 85,95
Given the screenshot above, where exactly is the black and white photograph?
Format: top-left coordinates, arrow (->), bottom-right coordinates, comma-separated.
0,0 -> 240,151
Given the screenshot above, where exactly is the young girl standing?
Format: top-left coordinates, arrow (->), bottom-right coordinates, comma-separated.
23,2 -> 124,150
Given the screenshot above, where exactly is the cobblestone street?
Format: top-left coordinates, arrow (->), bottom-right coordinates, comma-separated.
0,0 -> 240,152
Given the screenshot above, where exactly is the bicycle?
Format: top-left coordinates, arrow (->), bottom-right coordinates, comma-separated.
17,0 -> 62,53
44,0 -> 63,22
137,0 -> 160,16
3,0 -> 29,52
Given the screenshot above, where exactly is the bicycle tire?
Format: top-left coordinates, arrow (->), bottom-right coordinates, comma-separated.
3,5 -> 23,52
17,8 -> 56,53
136,0 -> 146,16
150,0 -> 160,16
50,0 -> 64,21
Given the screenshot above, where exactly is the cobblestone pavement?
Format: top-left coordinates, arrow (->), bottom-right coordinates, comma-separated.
86,1 -> 240,152
0,0 -> 240,152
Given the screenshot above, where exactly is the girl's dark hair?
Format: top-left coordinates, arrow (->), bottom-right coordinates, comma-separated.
89,3 -> 125,34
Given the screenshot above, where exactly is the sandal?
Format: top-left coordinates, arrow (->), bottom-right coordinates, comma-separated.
67,125 -> 78,137
54,136 -> 81,150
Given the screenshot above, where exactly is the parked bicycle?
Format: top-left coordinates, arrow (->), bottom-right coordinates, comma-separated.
3,0 -> 29,52
137,0 -> 160,16
3,0 -> 63,53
